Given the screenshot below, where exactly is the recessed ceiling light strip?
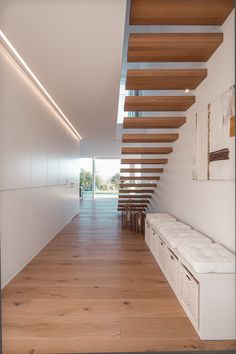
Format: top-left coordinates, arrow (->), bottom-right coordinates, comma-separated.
0,30 -> 82,140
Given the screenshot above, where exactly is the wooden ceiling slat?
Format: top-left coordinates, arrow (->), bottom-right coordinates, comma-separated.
128,33 -> 223,62
123,117 -> 186,129
122,134 -> 179,143
121,147 -> 173,155
126,69 -> 207,90
129,0 -> 234,26
121,158 -> 168,164
124,96 -> 195,112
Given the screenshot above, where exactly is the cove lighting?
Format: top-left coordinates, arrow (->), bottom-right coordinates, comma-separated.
0,30 -> 82,140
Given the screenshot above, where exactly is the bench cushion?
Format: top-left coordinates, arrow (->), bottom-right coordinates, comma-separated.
177,244 -> 235,273
168,235 -> 212,249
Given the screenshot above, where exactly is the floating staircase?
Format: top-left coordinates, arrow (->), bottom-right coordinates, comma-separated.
118,0 -> 234,211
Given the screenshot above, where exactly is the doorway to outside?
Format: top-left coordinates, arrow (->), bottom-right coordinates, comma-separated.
79,158 -> 120,199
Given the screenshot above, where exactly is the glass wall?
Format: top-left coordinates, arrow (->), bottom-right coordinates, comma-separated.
95,159 -> 120,198
79,158 -> 120,199
79,158 -> 93,198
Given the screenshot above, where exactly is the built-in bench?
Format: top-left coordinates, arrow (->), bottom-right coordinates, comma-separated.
145,214 -> 235,340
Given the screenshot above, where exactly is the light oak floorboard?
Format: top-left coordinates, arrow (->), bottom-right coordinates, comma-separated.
2,198 -> 236,353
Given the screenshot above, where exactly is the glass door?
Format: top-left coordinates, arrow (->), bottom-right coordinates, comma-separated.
95,159 -> 120,198
79,158 -> 93,198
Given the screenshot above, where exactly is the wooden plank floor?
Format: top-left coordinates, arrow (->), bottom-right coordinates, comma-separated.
2,198 -> 236,354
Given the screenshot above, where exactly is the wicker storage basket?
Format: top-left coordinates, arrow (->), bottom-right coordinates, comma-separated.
180,264 -> 199,328
165,248 -> 180,294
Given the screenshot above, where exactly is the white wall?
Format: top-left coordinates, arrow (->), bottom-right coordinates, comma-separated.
147,12 -> 235,252
80,139 -> 122,158
0,0 -> 127,140
0,43 -> 80,287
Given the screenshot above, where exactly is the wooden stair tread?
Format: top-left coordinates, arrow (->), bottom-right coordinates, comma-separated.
124,96 -> 195,112
126,69 -> 207,90
120,183 -> 157,188
129,0 -> 234,26
118,208 -> 146,211
120,176 -> 160,181
118,200 -> 150,204
120,168 -> 164,173
128,33 -> 223,62
123,117 -> 186,129
121,147 -> 173,155
117,206 -> 145,211
122,133 -> 178,143
118,195 -> 152,199
121,158 -> 168,164
119,189 -> 154,193
118,200 -> 147,208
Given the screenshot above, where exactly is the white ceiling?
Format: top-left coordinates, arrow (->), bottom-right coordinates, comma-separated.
0,0 -> 127,139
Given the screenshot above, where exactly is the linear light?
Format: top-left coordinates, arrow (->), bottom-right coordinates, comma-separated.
0,30 -> 82,140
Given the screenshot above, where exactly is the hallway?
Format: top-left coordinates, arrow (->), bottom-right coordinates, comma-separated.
2,199 -> 236,354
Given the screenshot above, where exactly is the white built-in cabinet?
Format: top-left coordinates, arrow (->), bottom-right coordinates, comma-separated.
145,220 -> 236,340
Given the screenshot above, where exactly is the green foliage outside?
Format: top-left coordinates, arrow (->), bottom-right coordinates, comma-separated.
79,169 -> 119,192
79,169 -> 92,190
110,173 -> 120,190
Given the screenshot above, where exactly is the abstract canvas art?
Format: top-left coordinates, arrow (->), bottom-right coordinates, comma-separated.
193,85 -> 235,180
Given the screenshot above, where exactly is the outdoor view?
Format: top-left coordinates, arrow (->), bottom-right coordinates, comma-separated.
80,158 -> 120,198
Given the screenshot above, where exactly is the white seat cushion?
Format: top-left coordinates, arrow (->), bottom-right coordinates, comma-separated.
146,213 -> 174,218
158,222 -> 191,234
168,235 -> 212,249
151,219 -> 179,228
146,213 -> 176,222
162,229 -> 208,240
178,244 -> 235,273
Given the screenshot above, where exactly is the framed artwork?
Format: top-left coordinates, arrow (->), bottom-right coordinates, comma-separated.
193,85 -> 235,180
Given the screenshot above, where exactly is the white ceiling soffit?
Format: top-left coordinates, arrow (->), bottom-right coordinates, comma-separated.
0,0 -> 127,139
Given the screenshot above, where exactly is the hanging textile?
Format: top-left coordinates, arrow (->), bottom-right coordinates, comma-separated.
209,85 -> 235,180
